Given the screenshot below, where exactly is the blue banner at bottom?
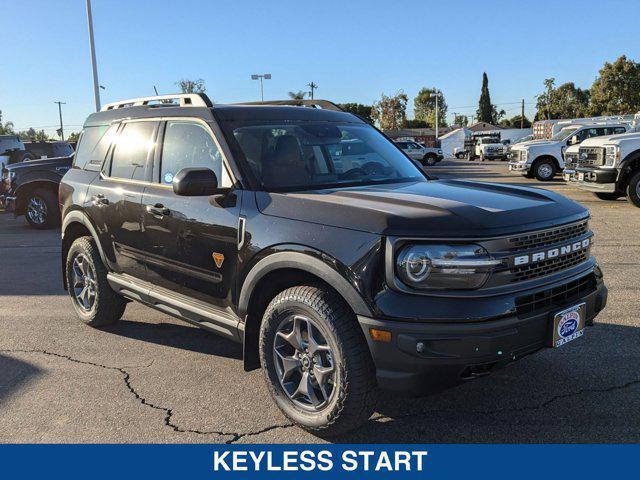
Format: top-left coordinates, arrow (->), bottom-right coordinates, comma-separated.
1,444 -> 636,479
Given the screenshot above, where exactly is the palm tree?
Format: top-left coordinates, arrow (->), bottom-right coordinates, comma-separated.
288,90 -> 307,100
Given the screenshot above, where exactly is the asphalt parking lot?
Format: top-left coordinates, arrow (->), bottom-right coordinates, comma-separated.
1,157 -> 639,444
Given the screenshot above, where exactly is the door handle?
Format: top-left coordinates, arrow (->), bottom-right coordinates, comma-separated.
91,194 -> 109,206
146,203 -> 171,217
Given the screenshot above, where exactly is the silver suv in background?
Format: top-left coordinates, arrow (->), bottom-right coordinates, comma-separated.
395,140 -> 443,166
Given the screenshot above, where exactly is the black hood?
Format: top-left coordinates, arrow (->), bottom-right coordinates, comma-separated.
255,180 -> 589,238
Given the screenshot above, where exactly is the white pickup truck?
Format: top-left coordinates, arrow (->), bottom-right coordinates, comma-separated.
509,123 -> 631,181
571,129 -> 640,206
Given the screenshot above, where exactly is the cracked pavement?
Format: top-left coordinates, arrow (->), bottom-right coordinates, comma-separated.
1,158 -> 639,443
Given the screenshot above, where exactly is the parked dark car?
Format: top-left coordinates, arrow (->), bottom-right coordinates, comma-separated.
59,94 -> 607,436
2,155 -> 72,228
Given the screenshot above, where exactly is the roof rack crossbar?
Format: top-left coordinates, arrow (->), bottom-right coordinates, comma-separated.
232,99 -> 344,112
100,93 -> 212,111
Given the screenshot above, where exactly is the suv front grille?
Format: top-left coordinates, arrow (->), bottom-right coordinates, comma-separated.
515,273 -> 596,317
507,220 -> 588,251
511,249 -> 590,282
577,147 -> 605,168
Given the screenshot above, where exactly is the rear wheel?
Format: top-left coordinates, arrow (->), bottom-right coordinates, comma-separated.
24,188 -> 60,229
533,159 -> 557,181
259,285 -> 377,436
593,192 -> 622,201
626,171 -> 640,207
66,237 -> 127,327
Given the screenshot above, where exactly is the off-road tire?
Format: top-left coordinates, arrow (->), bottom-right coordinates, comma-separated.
24,188 -> 60,229
626,171 -> 640,208
259,285 -> 377,436
533,158 -> 557,181
66,236 -> 127,327
593,192 -> 622,201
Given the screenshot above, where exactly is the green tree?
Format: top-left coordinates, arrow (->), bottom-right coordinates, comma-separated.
371,91 -> 408,130
413,88 -> 448,127
477,72 -> 493,123
501,115 -> 531,128
176,78 -> 206,93
338,103 -> 373,123
453,114 -> 468,127
535,79 -> 589,119
287,90 -> 307,100
67,132 -> 81,142
0,110 -> 14,135
589,55 -> 640,116
17,128 -> 49,141
403,119 -> 429,128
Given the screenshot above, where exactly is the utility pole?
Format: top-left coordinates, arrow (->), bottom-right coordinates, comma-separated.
521,99 -> 525,129
54,101 -> 66,140
307,81 -> 318,100
434,90 -> 442,140
86,0 -> 101,111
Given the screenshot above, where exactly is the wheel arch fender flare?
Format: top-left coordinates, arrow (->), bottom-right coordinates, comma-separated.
237,250 -> 373,319
61,210 -> 107,287
619,149 -> 640,184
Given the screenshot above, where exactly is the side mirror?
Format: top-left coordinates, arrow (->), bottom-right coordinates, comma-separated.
569,135 -> 579,145
173,167 -> 219,196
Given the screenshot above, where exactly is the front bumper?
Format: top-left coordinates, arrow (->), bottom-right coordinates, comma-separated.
574,168 -> 618,193
358,270 -> 607,394
0,194 -> 15,212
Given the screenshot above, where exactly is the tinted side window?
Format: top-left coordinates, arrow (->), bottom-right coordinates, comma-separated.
160,121 -> 226,185
614,127 -> 627,134
110,122 -> 156,181
74,125 -> 115,170
53,143 -> 74,157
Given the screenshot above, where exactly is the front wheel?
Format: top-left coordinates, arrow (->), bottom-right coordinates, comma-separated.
259,285 -> 377,436
533,159 -> 557,181
626,171 -> 640,207
24,188 -> 60,229
593,192 -> 622,201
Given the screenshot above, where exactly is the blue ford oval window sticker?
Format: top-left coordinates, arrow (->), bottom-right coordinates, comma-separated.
164,172 -> 174,184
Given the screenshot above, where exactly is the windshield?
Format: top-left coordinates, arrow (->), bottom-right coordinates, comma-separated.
228,121 -> 424,191
551,126 -> 580,141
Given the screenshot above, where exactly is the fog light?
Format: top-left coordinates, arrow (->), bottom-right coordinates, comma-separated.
369,328 -> 391,343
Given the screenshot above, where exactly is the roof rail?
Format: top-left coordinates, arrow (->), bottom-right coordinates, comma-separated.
100,93 -> 212,111
232,99 -> 344,112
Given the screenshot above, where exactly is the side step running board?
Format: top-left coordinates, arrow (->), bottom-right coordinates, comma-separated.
107,273 -> 242,343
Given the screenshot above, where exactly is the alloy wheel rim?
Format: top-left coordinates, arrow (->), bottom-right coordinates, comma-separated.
273,314 -> 336,411
26,196 -> 47,224
71,254 -> 97,312
539,164 -> 553,179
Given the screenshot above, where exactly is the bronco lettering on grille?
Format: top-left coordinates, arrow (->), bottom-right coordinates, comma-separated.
513,238 -> 591,266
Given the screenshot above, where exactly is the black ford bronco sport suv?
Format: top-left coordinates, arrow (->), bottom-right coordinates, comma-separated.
60,94 -> 607,436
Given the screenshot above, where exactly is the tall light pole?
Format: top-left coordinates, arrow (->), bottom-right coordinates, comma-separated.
86,0 -> 101,111
251,73 -> 271,102
54,101 -> 66,140
434,90 -> 442,141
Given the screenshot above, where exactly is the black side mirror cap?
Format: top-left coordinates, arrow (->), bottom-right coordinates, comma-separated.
173,167 -> 219,196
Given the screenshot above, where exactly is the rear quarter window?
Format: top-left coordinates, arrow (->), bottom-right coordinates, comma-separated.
73,124 -> 118,171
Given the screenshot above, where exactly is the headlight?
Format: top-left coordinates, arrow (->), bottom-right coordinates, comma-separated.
521,150 -> 528,162
604,145 -> 619,167
396,244 -> 502,290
